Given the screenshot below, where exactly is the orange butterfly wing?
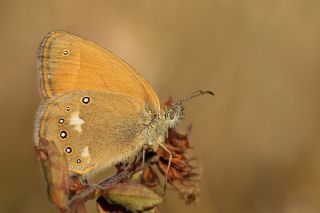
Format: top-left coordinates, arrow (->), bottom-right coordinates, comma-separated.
38,31 -> 160,112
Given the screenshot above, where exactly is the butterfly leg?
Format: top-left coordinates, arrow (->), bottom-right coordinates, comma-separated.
158,142 -> 172,193
140,144 -> 148,183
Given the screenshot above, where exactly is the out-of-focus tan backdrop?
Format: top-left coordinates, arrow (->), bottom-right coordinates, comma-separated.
1,0 -> 320,212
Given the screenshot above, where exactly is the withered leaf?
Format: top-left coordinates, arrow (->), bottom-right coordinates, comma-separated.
37,138 -> 70,212
102,184 -> 162,212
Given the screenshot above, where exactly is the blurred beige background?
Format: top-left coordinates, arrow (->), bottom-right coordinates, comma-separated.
1,0 -> 320,212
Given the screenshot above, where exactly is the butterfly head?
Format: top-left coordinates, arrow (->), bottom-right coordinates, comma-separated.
164,102 -> 185,128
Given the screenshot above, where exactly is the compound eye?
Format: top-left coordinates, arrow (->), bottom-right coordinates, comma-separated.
169,113 -> 175,120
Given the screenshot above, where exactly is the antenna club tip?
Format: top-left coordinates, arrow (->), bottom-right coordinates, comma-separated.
176,89 -> 215,105
201,90 -> 215,96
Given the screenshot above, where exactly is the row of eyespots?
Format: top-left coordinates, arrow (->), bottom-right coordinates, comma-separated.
56,96 -> 90,165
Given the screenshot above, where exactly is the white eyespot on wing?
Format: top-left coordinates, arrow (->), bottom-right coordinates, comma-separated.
69,111 -> 84,133
81,146 -> 90,158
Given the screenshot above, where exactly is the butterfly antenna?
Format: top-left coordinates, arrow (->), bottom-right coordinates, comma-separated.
174,90 -> 214,106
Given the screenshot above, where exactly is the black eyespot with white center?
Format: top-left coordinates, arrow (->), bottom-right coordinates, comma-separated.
76,159 -> 81,164
58,118 -> 64,125
66,106 -> 71,111
82,96 -> 90,104
65,146 -> 72,153
62,49 -> 70,56
60,130 -> 67,139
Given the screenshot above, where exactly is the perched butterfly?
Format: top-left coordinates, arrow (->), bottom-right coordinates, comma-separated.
34,31 -> 213,181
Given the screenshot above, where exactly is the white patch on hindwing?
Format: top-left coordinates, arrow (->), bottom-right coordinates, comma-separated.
69,111 -> 84,133
81,146 -> 90,158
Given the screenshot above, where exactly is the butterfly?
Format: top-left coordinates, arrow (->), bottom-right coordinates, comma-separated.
34,31 -> 213,182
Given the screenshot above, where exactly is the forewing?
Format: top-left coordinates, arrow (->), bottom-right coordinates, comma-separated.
38,31 -> 159,112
